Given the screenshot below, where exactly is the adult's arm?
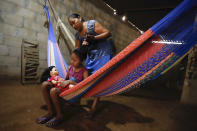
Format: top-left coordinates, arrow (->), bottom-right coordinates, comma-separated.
65,66 -> 70,80
94,22 -> 111,40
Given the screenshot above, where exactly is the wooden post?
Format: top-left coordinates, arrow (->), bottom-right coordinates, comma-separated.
181,45 -> 197,104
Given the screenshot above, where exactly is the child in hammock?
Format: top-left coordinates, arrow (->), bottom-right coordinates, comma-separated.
36,48 -> 88,127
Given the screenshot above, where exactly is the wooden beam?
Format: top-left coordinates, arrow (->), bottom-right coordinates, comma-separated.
125,6 -> 175,12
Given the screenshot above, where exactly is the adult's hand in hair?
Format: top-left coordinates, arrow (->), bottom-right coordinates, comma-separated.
85,34 -> 95,43
86,34 -> 95,41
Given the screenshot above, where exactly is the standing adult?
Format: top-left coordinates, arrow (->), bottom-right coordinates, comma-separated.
68,14 -> 114,75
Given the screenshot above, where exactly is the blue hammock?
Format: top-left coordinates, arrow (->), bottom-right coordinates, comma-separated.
44,0 -> 197,103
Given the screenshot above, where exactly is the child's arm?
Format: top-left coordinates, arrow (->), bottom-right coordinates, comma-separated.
67,80 -> 77,89
65,66 -> 70,80
60,79 -> 76,89
48,76 -> 57,84
60,79 -> 76,87
67,80 -> 77,85
83,70 -> 89,79
51,80 -> 57,85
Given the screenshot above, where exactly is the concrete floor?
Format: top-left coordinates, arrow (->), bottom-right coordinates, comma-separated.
0,80 -> 196,131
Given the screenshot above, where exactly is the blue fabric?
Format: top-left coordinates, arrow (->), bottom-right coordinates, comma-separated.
45,6 -> 56,44
151,0 -> 197,34
69,77 -> 77,82
76,20 -> 113,74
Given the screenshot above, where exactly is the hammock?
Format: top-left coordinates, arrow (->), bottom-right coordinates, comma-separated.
45,6 -> 68,79
45,0 -> 197,103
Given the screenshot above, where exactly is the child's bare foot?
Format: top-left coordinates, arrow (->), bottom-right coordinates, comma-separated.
83,106 -> 91,112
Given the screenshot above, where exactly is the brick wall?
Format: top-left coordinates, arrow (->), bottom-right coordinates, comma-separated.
0,0 -> 140,80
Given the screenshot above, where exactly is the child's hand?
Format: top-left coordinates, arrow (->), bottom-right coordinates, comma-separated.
60,80 -> 70,88
58,78 -> 64,83
51,80 -> 57,85
69,84 -> 74,89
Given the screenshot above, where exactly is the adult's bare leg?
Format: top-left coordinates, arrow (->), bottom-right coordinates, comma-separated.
83,97 -> 100,113
90,97 -> 100,113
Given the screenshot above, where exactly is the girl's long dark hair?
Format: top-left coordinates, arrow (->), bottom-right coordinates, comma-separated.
73,48 -> 86,61
68,13 -> 85,22
40,66 -> 55,83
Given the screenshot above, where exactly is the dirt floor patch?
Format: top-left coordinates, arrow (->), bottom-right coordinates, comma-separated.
0,80 -> 197,131
47,100 -> 154,131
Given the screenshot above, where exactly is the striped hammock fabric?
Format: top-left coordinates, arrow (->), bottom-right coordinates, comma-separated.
45,6 -> 68,79
45,0 -> 197,103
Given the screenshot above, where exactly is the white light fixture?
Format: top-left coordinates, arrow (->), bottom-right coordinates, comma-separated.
122,15 -> 127,21
113,9 -> 117,15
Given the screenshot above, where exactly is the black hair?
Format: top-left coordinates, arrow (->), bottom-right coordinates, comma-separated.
68,13 -> 85,22
40,66 -> 55,83
72,48 -> 86,62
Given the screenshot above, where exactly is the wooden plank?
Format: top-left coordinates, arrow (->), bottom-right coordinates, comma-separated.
23,39 -> 38,46
24,57 -> 39,60
25,64 -> 39,67
25,72 -> 38,75
25,68 -> 39,72
24,51 -> 39,54
24,46 -> 37,50
25,59 -> 39,63
24,48 -> 39,51
24,76 -> 37,78
24,56 -> 39,59
24,50 -> 39,54
24,54 -> 39,57
26,64 -> 39,67
26,63 -> 39,66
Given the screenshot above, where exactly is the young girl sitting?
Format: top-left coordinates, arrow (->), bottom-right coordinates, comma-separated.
36,48 -> 88,127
